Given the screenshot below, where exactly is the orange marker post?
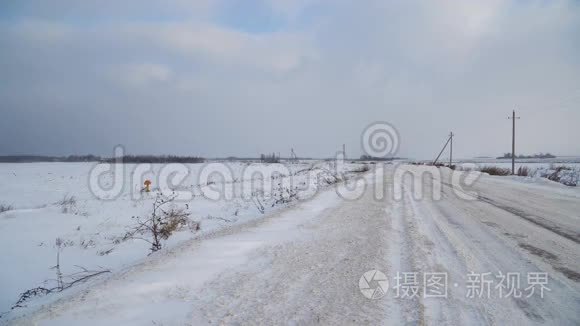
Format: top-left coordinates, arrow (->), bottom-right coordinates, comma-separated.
144,179 -> 152,192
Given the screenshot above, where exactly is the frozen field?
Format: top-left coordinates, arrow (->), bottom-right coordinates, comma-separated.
1,163 -> 580,325
456,161 -> 580,171
0,160 -> 366,319
453,159 -> 580,187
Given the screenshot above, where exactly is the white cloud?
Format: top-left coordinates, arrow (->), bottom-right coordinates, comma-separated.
112,63 -> 173,88
120,22 -> 317,73
264,0 -> 321,20
0,0 -> 578,158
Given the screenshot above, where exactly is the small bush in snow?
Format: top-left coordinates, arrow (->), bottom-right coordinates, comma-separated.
517,166 -> 530,177
11,239 -> 110,310
128,193 -> 194,253
351,164 -> 370,173
272,183 -> 298,207
316,169 -> 341,186
159,207 -> 190,240
545,166 -> 578,186
56,195 -> 77,214
550,164 -> 571,171
251,193 -> 266,214
480,166 -> 511,176
0,204 -> 13,213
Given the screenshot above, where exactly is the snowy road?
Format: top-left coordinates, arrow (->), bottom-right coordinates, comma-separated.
9,166 -> 580,325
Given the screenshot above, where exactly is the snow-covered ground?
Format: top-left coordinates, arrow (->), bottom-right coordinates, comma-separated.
455,160 -> 580,187
0,160 -> 367,320
2,163 -> 579,325
456,161 -> 580,171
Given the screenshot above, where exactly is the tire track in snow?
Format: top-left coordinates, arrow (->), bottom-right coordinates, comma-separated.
441,180 -> 580,244
394,175 -> 493,325
442,181 -> 580,283
186,173 -> 397,325
434,183 -> 580,324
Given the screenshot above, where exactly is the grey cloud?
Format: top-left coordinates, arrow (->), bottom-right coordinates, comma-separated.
0,0 -> 579,159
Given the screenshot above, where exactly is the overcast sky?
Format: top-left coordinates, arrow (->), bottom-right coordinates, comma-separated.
0,0 -> 578,159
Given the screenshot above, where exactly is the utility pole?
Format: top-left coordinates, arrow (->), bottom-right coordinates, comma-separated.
342,144 -> 346,159
433,133 -> 453,165
508,110 -> 520,175
290,148 -> 297,163
449,132 -> 454,167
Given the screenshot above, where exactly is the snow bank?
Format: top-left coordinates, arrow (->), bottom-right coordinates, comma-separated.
0,161 -> 369,319
457,162 -> 580,187
533,166 -> 579,187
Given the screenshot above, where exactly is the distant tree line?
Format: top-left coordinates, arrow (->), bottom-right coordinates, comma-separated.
103,155 -> 205,164
0,155 -> 100,163
0,154 -> 204,163
359,155 -> 404,161
260,153 -> 280,163
63,155 -> 102,162
497,153 -> 556,159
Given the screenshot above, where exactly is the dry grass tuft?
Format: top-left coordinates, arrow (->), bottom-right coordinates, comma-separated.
480,166 -> 511,176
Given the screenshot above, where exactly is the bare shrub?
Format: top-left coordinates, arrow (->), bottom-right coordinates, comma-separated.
80,239 -> 95,249
517,166 -> 530,176
12,287 -> 51,309
127,193 -> 193,253
550,164 -> 571,171
13,266 -> 109,309
188,220 -> 201,231
56,195 -> 77,214
272,183 -> 298,207
542,166 -> 578,187
480,166 -> 511,176
56,195 -> 76,206
0,204 -> 13,213
547,169 -> 561,183
351,164 -> 370,173
317,169 -> 341,186
547,166 -> 568,183
205,215 -> 234,223
12,239 -> 109,310
251,194 -> 265,214
159,207 -> 190,240
97,248 -> 114,256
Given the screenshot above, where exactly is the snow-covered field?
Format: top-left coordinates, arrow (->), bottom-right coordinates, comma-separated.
0,160 -> 367,320
455,160 -> 580,187
2,165 -> 580,325
1,163 -> 579,325
456,161 -> 580,171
